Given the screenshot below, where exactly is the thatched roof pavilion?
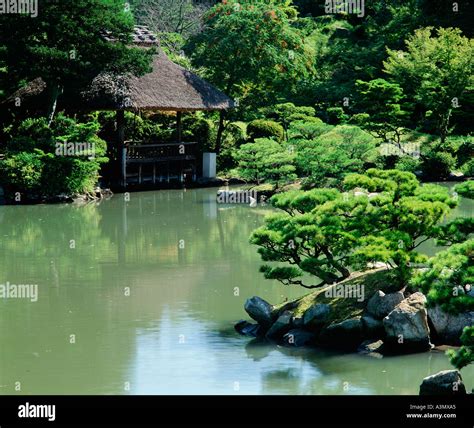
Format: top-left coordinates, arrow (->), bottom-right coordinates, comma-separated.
81,51 -> 235,112
3,26 -> 235,113
2,26 -> 235,188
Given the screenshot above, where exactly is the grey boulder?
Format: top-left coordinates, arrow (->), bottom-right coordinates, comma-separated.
361,313 -> 385,338
357,339 -> 384,354
367,290 -> 404,319
303,304 -> 331,328
383,295 -> 431,352
319,317 -> 364,349
266,311 -> 293,339
419,370 -> 466,395
428,305 -> 474,345
405,292 -> 427,309
234,320 -> 261,337
283,329 -> 315,347
244,296 -> 275,328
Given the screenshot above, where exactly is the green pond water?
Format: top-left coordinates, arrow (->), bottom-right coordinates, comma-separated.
0,186 -> 472,395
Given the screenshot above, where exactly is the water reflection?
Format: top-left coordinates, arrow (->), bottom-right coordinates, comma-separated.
0,187 -> 472,394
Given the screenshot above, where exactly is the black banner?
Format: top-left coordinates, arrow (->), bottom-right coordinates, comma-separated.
0,395 -> 472,427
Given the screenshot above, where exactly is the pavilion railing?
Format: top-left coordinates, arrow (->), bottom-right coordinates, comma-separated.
126,142 -> 198,162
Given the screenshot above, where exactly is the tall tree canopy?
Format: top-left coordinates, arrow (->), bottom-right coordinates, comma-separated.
251,170 -> 458,289
185,0 -> 315,107
0,0 -> 153,121
129,0 -> 211,36
384,27 -> 474,144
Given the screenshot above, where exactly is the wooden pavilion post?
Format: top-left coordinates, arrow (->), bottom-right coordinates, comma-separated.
176,111 -> 182,143
117,110 -> 126,189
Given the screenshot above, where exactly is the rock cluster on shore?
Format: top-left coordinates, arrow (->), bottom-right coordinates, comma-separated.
235,269 -> 473,394
235,269 -> 472,355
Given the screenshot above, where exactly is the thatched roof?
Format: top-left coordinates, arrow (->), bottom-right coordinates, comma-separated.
5,78 -> 46,101
2,27 -> 235,112
81,51 -> 236,111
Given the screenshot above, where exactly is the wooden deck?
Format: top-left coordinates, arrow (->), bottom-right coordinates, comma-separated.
122,142 -> 198,187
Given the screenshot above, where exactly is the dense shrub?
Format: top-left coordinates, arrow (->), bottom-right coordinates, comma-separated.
421,150 -> 456,179
288,120 -> 330,140
395,156 -> 422,174
456,137 -> 474,167
0,151 -> 43,191
182,114 -> 213,144
325,107 -> 349,124
260,103 -> 316,130
455,181 -> 474,199
461,159 -> 474,177
234,138 -> 296,188
40,155 -> 101,197
295,125 -> 379,188
247,119 -> 284,142
5,117 -> 55,153
287,113 -> 321,123
0,115 -> 107,200
217,122 -> 247,172
411,239 -> 474,314
348,113 -> 370,126
225,122 -> 247,147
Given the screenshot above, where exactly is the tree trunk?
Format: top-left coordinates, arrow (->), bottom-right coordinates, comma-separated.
215,110 -> 226,154
439,109 -> 452,146
322,247 -> 350,279
46,81 -> 63,125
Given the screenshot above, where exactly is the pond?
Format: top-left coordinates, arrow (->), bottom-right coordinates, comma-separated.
0,186 -> 472,394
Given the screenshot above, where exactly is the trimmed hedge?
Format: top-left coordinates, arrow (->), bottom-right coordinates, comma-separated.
247,119 -> 284,142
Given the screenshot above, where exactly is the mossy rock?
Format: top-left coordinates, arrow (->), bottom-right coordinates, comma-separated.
272,269 -> 403,326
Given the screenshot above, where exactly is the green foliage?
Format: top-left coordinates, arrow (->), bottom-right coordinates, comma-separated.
0,115 -> 107,199
0,0 -> 153,117
0,151 -> 43,191
303,1 -> 472,130
225,122 -> 247,147
217,122 -> 248,172
185,0 -> 315,109
325,107 -> 349,125
96,110 -> 214,146
95,111 -> 163,143
294,125 -> 379,188
455,181 -> 474,200
260,103 -> 316,132
247,119 -> 285,143
447,327 -> 473,370
5,117 -> 55,153
288,120 -> 330,140
355,78 -> 410,145
288,114 -> 321,124
395,156 -> 421,174
41,154 -> 100,196
356,79 -> 406,119
435,218 -> 474,247
250,169 -> 456,289
384,27 -> 474,143
182,114 -> 213,144
234,138 -> 296,188
456,137 -> 474,167
461,160 -> 474,177
421,149 -> 456,180
411,240 -> 474,314
349,113 -> 370,126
